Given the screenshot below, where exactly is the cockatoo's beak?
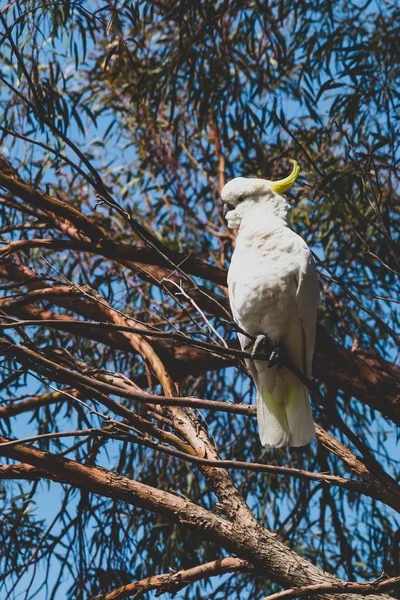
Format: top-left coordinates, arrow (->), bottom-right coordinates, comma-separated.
222,202 -> 233,220
269,160 -> 300,194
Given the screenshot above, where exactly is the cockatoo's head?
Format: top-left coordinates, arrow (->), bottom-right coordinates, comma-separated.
221,161 -> 300,230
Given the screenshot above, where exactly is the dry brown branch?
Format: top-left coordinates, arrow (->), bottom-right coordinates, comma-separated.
90,557 -> 252,600
101,428 -> 380,498
0,286 -> 83,308
0,236 -> 227,285
315,327 -> 400,426
0,424 -> 374,497
0,463 -> 54,481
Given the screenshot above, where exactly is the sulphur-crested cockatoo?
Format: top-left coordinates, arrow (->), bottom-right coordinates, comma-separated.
222,161 -> 319,448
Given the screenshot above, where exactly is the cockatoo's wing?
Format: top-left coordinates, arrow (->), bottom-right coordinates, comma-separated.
295,246 -> 320,377
281,244 -> 319,446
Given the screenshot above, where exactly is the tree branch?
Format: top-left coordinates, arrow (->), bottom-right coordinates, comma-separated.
0,439 -> 392,600
0,171 -> 104,241
90,557 -> 251,600
0,389 -> 76,418
315,327 -> 400,426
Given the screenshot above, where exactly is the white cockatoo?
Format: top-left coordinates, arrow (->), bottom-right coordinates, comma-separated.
222,161 -> 319,448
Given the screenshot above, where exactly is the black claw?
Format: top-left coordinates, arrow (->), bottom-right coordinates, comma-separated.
268,349 -> 280,368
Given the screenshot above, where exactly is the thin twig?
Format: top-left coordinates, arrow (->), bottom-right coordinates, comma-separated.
106,428 -> 373,496
161,277 -> 228,347
0,428 -> 102,448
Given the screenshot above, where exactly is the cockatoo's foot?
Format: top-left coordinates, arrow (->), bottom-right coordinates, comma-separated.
250,334 -> 268,357
250,334 -> 280,367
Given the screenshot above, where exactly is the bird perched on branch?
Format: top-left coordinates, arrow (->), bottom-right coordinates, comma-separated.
222,161 -> 319,448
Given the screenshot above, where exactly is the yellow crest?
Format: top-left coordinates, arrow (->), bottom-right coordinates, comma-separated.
269,160 -> 300,194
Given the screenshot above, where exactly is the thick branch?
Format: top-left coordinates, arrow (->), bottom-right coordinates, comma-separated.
315,425 -> 400,512
315,327 -> 400,426
0,171 -> 104,241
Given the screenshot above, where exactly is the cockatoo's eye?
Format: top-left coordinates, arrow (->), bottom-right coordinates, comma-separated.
237,195 -> 245,203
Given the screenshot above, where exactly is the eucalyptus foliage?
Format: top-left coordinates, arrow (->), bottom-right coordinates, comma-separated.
0,1 -> 399,599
